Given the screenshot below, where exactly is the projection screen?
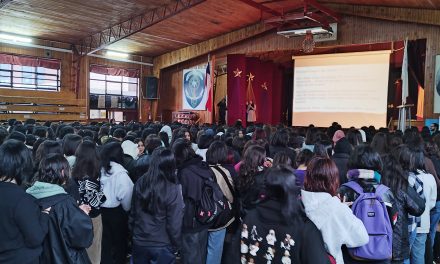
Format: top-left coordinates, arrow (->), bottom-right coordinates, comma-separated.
292,50 -> 391,128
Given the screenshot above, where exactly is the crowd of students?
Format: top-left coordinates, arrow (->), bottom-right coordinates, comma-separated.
1,118 -> 440,264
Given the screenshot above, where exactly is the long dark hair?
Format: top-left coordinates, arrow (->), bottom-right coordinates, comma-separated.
63,134 -> 83,156
238,145 -> 266,192
381,154 -> 408,195
72,141 -> 101,180
136,147 -> 177,214
35,140 -> 62,167
392,144 -> 426,173
347,144 -> 383,172
206,140 -> 228,165
100,142 -> 124,174
172,138 -> 196,167
264,166 -> 304,223
370,132 -> 388,155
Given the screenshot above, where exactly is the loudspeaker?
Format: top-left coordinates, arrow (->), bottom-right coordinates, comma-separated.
144,76 -> 158,99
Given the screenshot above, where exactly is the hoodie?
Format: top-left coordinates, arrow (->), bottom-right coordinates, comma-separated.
26,182 -> 93,264
160,125 -> 172,143
100,161 -> 134,211
121,140 -> 139,160
301,190 -> 368,264
26,181 -> 66,199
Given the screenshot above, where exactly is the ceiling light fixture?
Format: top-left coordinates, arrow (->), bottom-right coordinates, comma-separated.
0,33 -> 32,43
106,51 -> 130,59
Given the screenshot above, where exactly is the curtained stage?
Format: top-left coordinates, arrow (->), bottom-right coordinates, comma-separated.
227,54 -> 286,126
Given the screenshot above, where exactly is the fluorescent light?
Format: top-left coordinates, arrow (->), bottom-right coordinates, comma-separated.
106,51 -> 129,58
277,25 -> 334,38
0,33 -> 32,43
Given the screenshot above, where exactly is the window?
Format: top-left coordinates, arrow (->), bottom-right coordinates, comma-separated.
90,72 -> 138,96
0,63 -> 60,91
89,67 -> 139,120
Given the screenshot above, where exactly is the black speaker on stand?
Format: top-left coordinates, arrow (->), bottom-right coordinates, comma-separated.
144,76 -> 159,100
143,77 -> 159,121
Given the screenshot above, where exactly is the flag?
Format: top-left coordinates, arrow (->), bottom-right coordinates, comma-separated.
205,61 -> 213,112
416,84 -> 424,119
401,39 -> 408,105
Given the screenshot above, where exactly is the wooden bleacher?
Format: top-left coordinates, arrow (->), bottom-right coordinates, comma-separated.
0,90 -> 87,122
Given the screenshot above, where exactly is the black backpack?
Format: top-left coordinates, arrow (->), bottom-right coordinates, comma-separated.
209,165 -> 235,229
195,166 -> 233,227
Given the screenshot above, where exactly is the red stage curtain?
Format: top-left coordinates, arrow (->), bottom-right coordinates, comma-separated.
0,53 -> 60,69
227,54 -> 284,126
90,64 -> 139,78
227,54 -> 247,126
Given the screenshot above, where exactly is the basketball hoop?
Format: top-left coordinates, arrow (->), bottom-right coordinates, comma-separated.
302,30 -> 315,53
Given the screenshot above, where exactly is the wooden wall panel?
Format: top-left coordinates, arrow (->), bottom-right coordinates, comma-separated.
157,15 -> 440,121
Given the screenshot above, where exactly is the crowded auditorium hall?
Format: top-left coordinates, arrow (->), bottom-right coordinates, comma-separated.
1,0 -> 440,263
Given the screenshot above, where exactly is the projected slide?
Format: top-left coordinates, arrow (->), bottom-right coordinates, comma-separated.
292,51 -> 391,128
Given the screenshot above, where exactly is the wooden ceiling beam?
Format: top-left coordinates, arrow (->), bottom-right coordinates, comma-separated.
153,23 -> 274,76
0,0 -> 13,9
78,0 -> 206,55
306,0 -> 340,21
325,3 -> 440,27
237,0 -> 282,16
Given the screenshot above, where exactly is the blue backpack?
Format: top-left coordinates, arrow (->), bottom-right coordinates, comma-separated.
343,181 -> 393,260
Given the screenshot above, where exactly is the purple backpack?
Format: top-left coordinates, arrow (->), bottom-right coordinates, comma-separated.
343,181 -> 393,260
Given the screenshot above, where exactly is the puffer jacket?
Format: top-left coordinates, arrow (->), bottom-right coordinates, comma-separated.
390,186 -> 425,260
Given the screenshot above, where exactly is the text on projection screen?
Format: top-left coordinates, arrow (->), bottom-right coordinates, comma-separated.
292,51 -> 391,128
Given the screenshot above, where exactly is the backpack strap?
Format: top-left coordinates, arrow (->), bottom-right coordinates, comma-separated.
211,165 -> 234,196
343,181 -> 364,195
374,184 -> 389,197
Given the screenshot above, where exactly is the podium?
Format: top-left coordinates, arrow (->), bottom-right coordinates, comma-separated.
397,104 -> 414,131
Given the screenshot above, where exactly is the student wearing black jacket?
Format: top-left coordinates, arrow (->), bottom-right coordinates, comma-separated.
129,147 -> 184,264
381,155 -> 425,263
172,139 -> 212,264
0,140 -> 49,264
26,153 -> 93,264
331,137 -> 352,184
240,166 -> 330,264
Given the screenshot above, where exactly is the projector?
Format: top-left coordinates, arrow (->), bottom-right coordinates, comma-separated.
277,24 -> 336,38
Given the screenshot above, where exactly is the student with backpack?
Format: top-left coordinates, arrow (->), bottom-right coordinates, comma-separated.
172,138 -> 212,264
129,147 -> 184,264
26,153 -> 93,264
339,145 -> 398,264
205,141 -> 237,264
302,157 -> 368,264
381,154 -> 425,264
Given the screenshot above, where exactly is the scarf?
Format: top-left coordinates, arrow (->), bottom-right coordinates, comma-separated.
346,169 -> 381,183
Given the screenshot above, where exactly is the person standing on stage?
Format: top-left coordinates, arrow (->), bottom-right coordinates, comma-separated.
246,101 -> 256,126
217,97 -> 227,125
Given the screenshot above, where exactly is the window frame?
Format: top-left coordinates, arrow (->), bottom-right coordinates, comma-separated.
0,63 -> 61,91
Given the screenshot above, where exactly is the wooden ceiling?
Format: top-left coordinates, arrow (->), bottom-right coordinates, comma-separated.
0,0 -> 438,58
